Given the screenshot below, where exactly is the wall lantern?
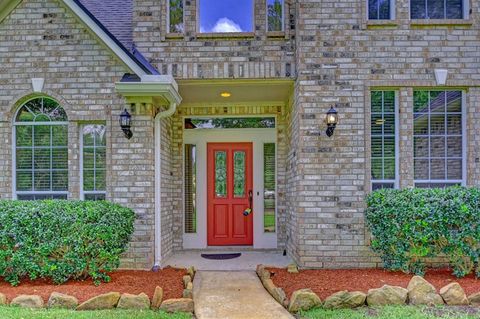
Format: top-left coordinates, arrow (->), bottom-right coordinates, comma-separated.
119,109 -> 133,139
325,106 -> 339,137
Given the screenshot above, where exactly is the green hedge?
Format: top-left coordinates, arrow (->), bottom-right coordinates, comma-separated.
0,200 -> 135,286
365,187 -> 480,278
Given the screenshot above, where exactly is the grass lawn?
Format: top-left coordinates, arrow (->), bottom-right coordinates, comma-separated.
0,307 -> 192,319
300,306 -> 480,319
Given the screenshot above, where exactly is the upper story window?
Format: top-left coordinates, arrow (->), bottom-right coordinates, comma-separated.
199,0 -> 253,33
169,0 -> 184,33
267,0 -> 284,31
14,97 -> 68,200
370,91 -> 398,190
414,91 -> 464,188
410,0 -> 465,19
368,0 -> 393,20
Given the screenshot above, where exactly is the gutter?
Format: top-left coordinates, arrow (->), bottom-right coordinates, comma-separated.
115,75 -> 182,270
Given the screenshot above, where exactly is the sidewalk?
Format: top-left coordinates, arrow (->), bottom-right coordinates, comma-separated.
193,271 -> 293,319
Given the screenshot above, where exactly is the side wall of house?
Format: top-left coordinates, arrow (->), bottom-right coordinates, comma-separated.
0,0 -> 156,269
291,0 -> 480,268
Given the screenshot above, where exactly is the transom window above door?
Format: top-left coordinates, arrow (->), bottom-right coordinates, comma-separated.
185,117 -> 275,129
199,0 -> 253,33
14,97 -> 68,200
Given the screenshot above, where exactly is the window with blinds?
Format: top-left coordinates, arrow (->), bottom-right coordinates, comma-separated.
14,97 -> 69,200
82,124 -> 106,200
371,91 -> 398,190
264,143 -> 276,233
184,144 -> 197,233
414,91 -> 464,188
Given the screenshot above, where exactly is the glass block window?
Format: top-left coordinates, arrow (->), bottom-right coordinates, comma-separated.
267,0 -> 284,31
410,0 -> 464,19
414,91 -> 464,188
81,124 -> 106,200
368,0 -> 392,20
184,144 -> 197,233
264,143 -> 276,233
169,0 -> 184,33
14,97 -> 68,199
371,91 -> 397,190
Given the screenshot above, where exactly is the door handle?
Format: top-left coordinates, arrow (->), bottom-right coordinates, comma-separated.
243,190 -> 253,216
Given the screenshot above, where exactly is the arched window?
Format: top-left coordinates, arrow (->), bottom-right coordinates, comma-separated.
14,97 -> 68,200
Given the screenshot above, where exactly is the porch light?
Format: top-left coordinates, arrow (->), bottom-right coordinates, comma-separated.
325,106 -> 338,137
220,92 -> 231,98
119,109 -> 133,139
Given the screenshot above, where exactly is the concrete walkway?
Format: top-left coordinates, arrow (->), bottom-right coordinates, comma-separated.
193,271 -> 294,319
163,250 -> 291,271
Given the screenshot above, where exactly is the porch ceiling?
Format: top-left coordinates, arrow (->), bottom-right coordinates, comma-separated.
178,79 -> 294,106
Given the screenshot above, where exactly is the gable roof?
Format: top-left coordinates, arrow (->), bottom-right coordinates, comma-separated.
0,0 -> 158,76
77,0 -> 134,51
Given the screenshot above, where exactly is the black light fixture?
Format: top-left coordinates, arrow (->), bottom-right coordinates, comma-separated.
325,106 -> 339,137
119,109 -> 133,139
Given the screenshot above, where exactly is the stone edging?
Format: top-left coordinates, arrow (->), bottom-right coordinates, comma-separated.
256,264 -> 480,313
0,266 -> 197,314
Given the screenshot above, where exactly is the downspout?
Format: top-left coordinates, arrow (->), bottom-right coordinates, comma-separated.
153,102 -> 177,270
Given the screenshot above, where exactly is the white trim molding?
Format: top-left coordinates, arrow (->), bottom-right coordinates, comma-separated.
115,75 -> 182,110
183,127 -> 278,250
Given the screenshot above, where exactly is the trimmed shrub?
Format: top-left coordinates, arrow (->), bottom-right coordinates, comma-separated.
366,187 -> 480,278
0,200 -> 135,286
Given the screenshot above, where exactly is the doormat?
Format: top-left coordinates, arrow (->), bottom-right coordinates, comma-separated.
201,253 -> 242,260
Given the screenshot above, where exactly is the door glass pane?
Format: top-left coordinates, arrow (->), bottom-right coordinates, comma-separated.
215,151 -> 227,198
233,151 -> 246,198
264,144 -> 276,233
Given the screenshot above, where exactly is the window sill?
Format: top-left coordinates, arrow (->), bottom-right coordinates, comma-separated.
410,19 -> 473,27
195,32 -> 255,39
366,20 -> 399,28
266,31 -> 286,38
165,33 -> 184,39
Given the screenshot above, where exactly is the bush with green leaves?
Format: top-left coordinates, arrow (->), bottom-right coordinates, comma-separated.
366,187 -> 480,278
0,200 -> 135,286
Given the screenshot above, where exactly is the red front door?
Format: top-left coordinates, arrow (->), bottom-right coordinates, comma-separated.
207,143 -> 253,246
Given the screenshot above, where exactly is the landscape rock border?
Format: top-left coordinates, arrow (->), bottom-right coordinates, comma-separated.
257,264 -> 480,313
0,266 -> 196,314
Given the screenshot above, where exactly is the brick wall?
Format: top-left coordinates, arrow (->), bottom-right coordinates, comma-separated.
0,0 -> 156,269
132,0 -> 296,80
291,0 -> 480,268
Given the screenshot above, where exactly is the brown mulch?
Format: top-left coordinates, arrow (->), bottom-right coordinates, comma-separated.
267,268 -> 480,300
0,267 -> 186,303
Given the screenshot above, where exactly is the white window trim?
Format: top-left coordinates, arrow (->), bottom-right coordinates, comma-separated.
167,0 -> 185,34
413,91 -> 467,187
12,101 -> 69,200
266,0 -> 285,32
371,90 -> 400,190
367,0 -> 396,20
182,116 -> 278,249
80,124 -> 107,200
408,0 -> 469,20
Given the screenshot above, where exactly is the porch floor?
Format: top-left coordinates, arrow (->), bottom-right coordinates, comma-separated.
162,250 -> 292,271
